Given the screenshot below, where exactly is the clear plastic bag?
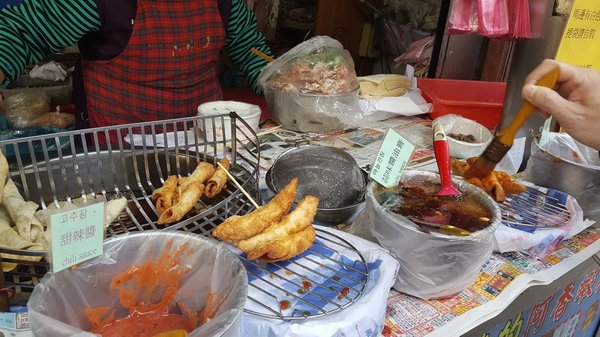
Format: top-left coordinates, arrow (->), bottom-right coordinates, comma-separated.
259,36 -> 362,133
259,36 -> 358,95
0,91 -> 50,128
351,172 -> 498,300
28,231 -> 247,337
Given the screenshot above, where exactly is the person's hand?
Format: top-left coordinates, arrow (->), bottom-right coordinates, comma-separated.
522,59 -> 600,150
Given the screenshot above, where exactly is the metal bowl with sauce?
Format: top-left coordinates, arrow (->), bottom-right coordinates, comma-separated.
352,170 -> 501,300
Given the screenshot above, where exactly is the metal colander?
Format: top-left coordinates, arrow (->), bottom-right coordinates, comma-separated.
267,145 -> 366,209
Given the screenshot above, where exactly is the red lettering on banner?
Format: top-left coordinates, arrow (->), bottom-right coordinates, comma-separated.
576,270 -> 599,302
524,295 -> 554,336
552,283 -> 574,321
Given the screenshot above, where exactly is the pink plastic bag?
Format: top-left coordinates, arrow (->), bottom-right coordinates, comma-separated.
448,0 -> 479,34
512,0 -> 532,38
477,0 -> 509,37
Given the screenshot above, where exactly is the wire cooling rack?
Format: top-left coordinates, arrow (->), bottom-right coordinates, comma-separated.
499,185 -> 572,232
227,227 -> 369,320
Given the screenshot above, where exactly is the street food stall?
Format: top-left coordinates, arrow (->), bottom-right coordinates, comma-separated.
2,2 -> 600,337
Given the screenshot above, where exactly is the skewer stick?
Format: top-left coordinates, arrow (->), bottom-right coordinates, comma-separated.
217,162 -> 260,209
250,48 -> 274,63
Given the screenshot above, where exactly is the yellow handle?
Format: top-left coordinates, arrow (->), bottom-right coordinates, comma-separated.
496,67 -> 560,146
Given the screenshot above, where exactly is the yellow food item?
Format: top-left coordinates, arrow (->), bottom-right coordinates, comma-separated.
358,74 -> 411,98
152,329 -> 189,337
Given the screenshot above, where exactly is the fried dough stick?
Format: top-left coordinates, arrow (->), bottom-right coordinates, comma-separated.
249,225 -> 316,262
212,178 -> 298,243
481,172 -> 506,202
237,195 -> 319,254
204,158 -> 230,198
151,175 -> 178,215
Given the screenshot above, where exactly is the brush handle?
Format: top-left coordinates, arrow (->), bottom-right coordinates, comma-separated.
433,125 -> 454,190
496,67 -> 560,146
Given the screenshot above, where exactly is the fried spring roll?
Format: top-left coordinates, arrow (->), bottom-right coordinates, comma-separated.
151,175 -> 178,215
204,158 -> 230,198
212,178 -> 298,243
248,225 -> 316,262
237,195 -> 319,254
158,181 -> 205,224
185,162 -> 216,186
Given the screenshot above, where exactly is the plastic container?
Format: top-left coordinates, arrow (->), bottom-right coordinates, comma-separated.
433,114 -> 493,159
418,78 -> 506,129
197,101 -> 261,141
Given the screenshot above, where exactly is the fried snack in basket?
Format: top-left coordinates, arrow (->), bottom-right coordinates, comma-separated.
158,181 -> 205,224
157,162 -> 215,225
204,158 -> 230,199
237,195 -> 319,254
212,178 -> 298,243
451,158 -> 526,202
151,175 -> 179,215
248,225 -> 316,262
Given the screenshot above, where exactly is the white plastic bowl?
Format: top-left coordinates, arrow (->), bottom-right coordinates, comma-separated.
433,114 -> 493,159
197,101 -> 261,141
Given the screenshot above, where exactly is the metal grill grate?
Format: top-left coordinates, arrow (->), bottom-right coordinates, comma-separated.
232,228 -> 369,320
499,185 -> 572,232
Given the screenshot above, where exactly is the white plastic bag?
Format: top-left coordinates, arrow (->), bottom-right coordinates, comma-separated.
28,231 -> 247,337
352,176 -> 498,300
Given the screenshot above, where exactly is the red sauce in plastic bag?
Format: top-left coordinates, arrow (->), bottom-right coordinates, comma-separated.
85,240 -> 220,337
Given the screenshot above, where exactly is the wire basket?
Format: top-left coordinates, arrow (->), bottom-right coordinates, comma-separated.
0,113 -> 260,304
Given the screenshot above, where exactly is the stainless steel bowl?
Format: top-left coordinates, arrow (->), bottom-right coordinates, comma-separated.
265,145 -> 367,225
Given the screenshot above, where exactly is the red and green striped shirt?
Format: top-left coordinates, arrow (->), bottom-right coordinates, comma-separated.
0,0 -> 272,93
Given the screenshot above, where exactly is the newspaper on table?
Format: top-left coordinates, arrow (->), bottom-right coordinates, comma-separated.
379,226 -> 600,337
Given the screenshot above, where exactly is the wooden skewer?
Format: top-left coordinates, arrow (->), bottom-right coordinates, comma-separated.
250,48 -> 274,63
217,161 -> 260,209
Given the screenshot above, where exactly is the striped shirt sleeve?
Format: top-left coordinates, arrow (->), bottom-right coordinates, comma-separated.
0,0 -> 101,87
224,0 -> 273,95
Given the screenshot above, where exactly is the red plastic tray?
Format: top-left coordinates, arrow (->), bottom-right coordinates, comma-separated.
418,78 -> 507,129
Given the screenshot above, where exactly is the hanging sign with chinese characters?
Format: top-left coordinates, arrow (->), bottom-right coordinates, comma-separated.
50,202 -> 105,273
555,0 -> 600,71
370,129 -> 415,188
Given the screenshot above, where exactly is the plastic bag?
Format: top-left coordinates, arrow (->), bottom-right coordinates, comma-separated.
448,0 -> 479,34
477,0 -> 509,37
0,91 -> 50,128
259,36 -> 358,95
259,36 -> 362,133
28,231 -> 247,337
351,173 -> 498,300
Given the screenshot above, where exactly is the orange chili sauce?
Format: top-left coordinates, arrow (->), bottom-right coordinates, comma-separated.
85,240 -> 199,337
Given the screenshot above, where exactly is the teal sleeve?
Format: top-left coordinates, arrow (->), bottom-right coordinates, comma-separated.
223,0 -> 274,95
0,0 -> 101,87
